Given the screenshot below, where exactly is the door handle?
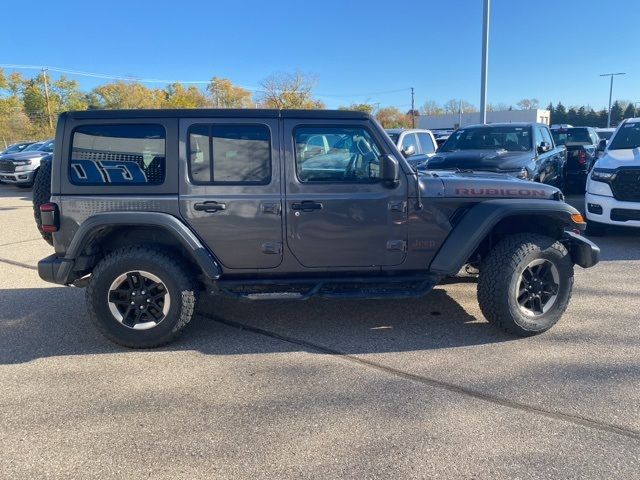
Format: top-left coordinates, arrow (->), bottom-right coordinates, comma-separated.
291,201 -> 323,212
194,201 -> 226,212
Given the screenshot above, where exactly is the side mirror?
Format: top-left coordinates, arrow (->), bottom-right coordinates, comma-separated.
537,141 -> 551,154
401,145 -> 416,158
597,139 -> 607,151
380,154 -> 400,188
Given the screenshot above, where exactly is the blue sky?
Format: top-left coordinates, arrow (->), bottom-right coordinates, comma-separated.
3,0 -> 639,110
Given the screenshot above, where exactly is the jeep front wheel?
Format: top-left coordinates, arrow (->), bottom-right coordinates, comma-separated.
86,247 -> 196,348
477,234 -> 574,336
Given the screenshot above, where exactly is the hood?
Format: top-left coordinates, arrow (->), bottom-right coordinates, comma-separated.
427,149 -> 532,171
418,170 -> 561,200
595,147 -> 640,169
0,150 -> 49,161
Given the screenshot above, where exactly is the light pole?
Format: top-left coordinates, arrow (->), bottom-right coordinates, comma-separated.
600,72 -> 625,127
479,0 -> 490,124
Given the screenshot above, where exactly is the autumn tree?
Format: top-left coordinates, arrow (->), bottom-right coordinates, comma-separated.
516,98 -> 540,110
163,83 -> 207,108
338,103 -> 374,114
207,77 -> 253,108
375,107 -> 411,128
91,81 -> 164,109
257,72 -> 324,109
419,100 -> 443,115
443,99 -> 476,114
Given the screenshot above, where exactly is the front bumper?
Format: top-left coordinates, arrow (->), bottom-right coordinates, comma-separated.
0,170 -> 36,184
562,231 -> 600,268
585,192 -> 640,228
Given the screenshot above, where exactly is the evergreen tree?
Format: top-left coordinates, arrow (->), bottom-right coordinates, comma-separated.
623,103 -> 636,119
554,102 -> 567,124
610,101 -> 624,125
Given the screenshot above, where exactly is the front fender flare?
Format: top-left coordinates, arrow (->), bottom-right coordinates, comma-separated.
429,199 -> 582,275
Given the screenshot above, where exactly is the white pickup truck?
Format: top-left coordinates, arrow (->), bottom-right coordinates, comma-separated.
585,118 -> 640,235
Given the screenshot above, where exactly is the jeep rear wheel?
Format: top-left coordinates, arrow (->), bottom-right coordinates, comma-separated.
477,234 -> 574,336
87,247 -> 196,348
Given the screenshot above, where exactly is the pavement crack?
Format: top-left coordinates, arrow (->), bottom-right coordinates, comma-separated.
204,313 -> 640,442
0,238 -> 43,247
0,257 -> 38,271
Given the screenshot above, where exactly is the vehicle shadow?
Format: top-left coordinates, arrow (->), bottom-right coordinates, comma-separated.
0,286 -> 515,364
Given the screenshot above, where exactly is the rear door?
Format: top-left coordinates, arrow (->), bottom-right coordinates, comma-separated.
179,117 -> 283,270
283,119 -> 408,269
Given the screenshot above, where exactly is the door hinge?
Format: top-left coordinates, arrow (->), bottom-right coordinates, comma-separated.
386,240 -> 407,252
261,202 -> 282,215
388,201 -> 407,213
261,242 -> 282,255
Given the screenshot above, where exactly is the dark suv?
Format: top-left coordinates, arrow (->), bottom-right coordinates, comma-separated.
36,109 -> 599,348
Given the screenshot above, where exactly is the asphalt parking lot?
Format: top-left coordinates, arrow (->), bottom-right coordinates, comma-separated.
0,185 -> 638,479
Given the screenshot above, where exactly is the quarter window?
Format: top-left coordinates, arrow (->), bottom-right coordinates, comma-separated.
70,124 -> 166,185
188,124 -> 271,184
295,127 -> 382,183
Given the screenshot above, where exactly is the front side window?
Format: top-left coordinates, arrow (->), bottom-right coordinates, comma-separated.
70,124 -> 165,185
540,127 -> 553,146
295,126 -> 382,183
441,126 -> 532,152
188,124 -> 271,184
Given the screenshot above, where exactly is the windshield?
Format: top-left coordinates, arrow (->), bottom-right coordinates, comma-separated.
3,143 -> 30,154
440,126 -> 532,152
552,128 -> 591,145
22,142 -> 44,152
39,140 -> 54,153
608,123 -> 640,150
387,133 -> 400,143
596,130 -> 614,140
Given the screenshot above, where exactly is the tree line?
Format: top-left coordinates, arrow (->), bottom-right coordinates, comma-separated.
1,67 -> 637,145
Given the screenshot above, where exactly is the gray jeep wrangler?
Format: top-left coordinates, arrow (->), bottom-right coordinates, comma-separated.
36,109 -> 599,348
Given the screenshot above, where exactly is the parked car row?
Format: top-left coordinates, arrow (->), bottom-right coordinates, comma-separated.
0,139 -> 54,187
386,119 -> 640,236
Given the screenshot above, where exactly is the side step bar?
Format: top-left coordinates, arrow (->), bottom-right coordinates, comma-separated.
214,275 -> 440,301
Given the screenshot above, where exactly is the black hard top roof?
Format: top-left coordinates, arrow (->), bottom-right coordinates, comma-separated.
62,108 -> 371,120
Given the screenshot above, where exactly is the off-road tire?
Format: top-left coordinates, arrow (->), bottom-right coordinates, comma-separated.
86,246 -> 196,348
586,220 -> 606,237
477,234 -> 574,336
32,160 -> 53,245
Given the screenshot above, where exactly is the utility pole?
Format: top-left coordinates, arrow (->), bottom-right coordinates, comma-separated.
600,72 -> 625,127
41,67 -> 53,130
411,87 -> 415,128
479,0 -> 490,124
458,99 -> 463,127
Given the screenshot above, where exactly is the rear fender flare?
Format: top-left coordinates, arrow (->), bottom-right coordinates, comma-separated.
57,212 -> 222,283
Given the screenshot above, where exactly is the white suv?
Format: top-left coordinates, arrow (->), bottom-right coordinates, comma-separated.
585,118 -> 640,235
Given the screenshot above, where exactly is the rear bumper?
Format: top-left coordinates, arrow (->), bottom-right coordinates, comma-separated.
38,254 -> 73,285
562,231 -> 600,268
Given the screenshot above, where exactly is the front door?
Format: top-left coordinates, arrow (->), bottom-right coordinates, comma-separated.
283,119 -> 408,269
179,118 -> 283,270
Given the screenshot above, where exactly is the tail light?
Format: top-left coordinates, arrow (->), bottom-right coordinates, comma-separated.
40,203 -> 59,233
578,150 -> 587,165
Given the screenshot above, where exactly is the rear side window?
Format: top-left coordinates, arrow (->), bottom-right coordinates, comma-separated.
188,124 -> 271,184
417,132 -> 435,154
70,124 -> 166,185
